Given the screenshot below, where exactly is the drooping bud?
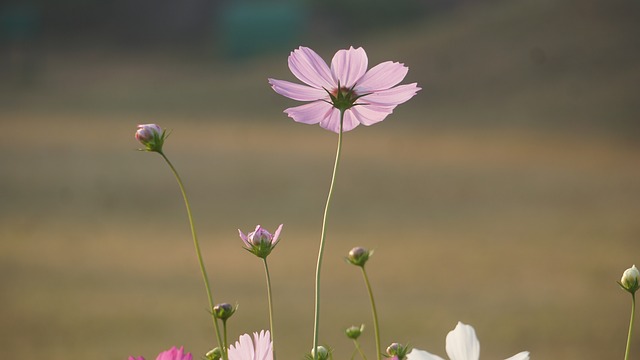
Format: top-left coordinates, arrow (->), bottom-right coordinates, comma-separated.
213,303 -> 236,321
347,246 -> 372,267
620,265 -> 640,294
345,324 -> 365,340
238,224 -> 283,259
205,347 -> 222,360
135,124 -> 167,153
386,343 -> 410,360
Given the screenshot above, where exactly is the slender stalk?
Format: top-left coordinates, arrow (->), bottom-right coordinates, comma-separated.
313,110 -> 345,359
625,292 -> 636,360
361,266 -> 381,360
263,258 -> 276,360
158,152 -> 225,359
353,339 -> 368,360
222,319 -> 229,360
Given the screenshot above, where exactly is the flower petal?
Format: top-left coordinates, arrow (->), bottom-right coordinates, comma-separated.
331,47 -> 368,88
268,79 -> 328,102
272,224 -> 284,246
228,334 -> 255,360
363,83 -> 421,106
238,229 -> 251,247
406,349 -> 446,360
445,322 -> 480,360
356,61 -> 409,92
318,107 -> 343,133
504,351 -> 530,360
341,109 -> 362,132
350,104 -> 396,126
284,101 -> 333,125
253,330 -> 273,360
288,46 -> 335,89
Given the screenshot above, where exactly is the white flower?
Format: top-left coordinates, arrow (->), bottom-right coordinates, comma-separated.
407,322 -> 529,360
228,330 -> 273,360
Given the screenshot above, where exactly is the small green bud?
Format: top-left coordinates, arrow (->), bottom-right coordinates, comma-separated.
347,247 -> 372,267
620,265 -> 640,294
345,324 -> 365,340
310,345 -> 330,360
205,347 -> 222,360
213,303 -> 236,320
386,343 -> 410,360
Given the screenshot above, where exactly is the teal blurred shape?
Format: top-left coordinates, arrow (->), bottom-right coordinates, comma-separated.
0,3 -> 41,42
218,1 -> 307,59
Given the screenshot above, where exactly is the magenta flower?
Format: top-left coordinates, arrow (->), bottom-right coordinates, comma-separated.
128,346 -> 192,360
238,224 -> 283,258
228,330 -> 273,360
268,46 -> 420,133
155,346 -> 192,360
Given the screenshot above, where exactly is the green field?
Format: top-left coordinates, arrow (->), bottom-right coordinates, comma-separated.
1,0 -> 639,359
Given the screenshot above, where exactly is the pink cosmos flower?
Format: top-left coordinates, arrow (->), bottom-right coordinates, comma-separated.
268,46 -> 420,133
228,330 -> 273,360
128,346 -> 192,360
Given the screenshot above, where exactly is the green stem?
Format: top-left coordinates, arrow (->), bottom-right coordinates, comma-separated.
625,292 -> 636,360
263,258 -> 276,360
313,111 -> 345,359
361,266 -> 381,360
159,152 -> 225,359
222,319 -> 229,360
353,339 -> 368,360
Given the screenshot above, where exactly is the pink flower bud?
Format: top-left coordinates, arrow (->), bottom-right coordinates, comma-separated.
238,224 -> 283,259
135,124 -> 166,152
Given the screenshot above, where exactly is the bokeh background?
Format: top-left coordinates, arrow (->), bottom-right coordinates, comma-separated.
1,0 -> 640,359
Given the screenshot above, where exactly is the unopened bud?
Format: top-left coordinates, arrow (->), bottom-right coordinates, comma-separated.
620,265 -> 640,294
310,345 -> 330,360
205,347 -> 222,360
386,343 -> 410,360
213,303 -> 236,320
135,124 -> 167,153
347,247 -> 371,267
345,324 -> 365,340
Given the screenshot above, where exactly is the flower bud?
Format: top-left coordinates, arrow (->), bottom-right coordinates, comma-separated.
345,324 -> 365,340
135,123 -> 167,153
620,265 -> 640,294
386,343 -> 409,359
347,246 -> 372,267
310,346 -> 330,360
238,224 -> 283,259
213,303 -> 236,321
205,347 -> 222,360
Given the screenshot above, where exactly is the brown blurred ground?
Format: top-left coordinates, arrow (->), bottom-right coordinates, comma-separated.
1,0 -> 640,359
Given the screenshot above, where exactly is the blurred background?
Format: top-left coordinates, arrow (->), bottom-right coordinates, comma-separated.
1,0 -> 639,358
